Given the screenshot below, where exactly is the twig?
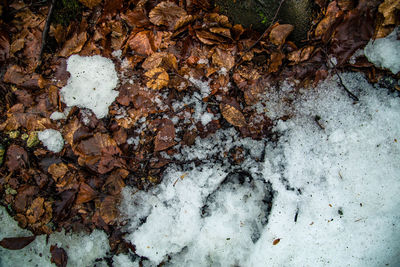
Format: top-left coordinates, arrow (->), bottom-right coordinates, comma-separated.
334,67 -> 359,102
38,0 -> 56,65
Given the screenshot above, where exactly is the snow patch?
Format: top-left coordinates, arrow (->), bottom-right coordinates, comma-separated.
38,129 -> 64,153
60,55 -> 119,119
364,28 -> 400,74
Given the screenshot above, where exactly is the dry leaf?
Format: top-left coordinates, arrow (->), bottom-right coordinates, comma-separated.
48,163 -> 69,181
212,48 -> 235,71
76,183 -> 98,204
145,67 -> 169,90
127,31 -> 155,56
142,52 -> 178,71
59,32 -> 87,57
269,24 -> 294,46
220,103 -> 246,127
149,1 -> 187,29
154,119 -> 176,151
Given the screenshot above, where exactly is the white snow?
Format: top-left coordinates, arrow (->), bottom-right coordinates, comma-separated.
60,55 -> 119,119
0,206 -> 110,267
364,27 -> 400,74
119,73 -> 400,266
38,129 -> 64,153
200,112 -> 213,125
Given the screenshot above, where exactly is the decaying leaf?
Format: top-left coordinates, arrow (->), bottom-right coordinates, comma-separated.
220,104 -> 246,127
0,236 -> 36,250
142,52 -> 178,71
145,67 -> 169,90
149,1 -> 187,29
48,163 -> 69,181
154,119 -> 176,151
376,0 -> 400,38
6,144 -> 28,172
76,183 -> 98,204
100,196 -> 119,224
212,48 -> 235,71
50,245 -> 68,267
59,32 -> 87,58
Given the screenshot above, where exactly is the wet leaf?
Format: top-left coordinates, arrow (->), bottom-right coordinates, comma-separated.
145,67 -> 169,90
26,197 -> 45,224
76,182 -> 98,204
100,196 -> 119,224
0,27 -> 10,62
212,48 -> 235,71
121,7 -> 150,28
6,144 -> 28,172
376,0 -> 400,38
50,245 -> 68,267
273,238 -> 280,245
220,104 -> 246,127
53,189 -> 77,221
154,119 -> 176,151
0,236 -> 36,250
142,52 -> 178,71
149,1 -> 187,29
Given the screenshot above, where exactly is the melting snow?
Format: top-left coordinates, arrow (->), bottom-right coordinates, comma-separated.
37,129 -> 64,153
60,55 -> 119,119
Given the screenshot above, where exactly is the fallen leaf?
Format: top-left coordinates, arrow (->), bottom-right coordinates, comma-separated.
76,182 -> 98,204
6,144 -> 28,172
127,31 -> 155,56
0,27 -> 10,62
0,236 -> 36,250
142,52 -> 178,71
269,24 -> 294,46
59,32 -> 87,58
50,245 -> 68,267
100,196 -> 119,224
145,67 -> 169,90
78,0 -> 102,8
149,1 -> 187,29
48,163 -> 69,181
26,197 -> 45,224
212,48 -> 235,71
154,119 -> 176,151
220,104 -> 246,127
273,238 -> 280,245
121,7 -> 150,28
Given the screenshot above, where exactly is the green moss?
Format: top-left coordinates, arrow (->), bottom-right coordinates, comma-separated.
53,0 -> 82,26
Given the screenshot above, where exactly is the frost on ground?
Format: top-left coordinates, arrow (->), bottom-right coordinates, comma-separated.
364,27 -> 400,74
60,55 -> 119,119
37,129 -> 64,153
118,73 -> 400,266
0,207 -> 110,267
1,73 -> 399,267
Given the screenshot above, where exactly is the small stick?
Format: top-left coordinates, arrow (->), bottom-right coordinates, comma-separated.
38,0 -> 56,65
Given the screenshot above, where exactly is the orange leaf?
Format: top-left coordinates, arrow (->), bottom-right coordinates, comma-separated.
127,31 -> 155,56
48,163 -> 69,182
273,238 -> 281,245
145,67 -> 169,90
78,0 -> 102,8
220,103 -> 246,127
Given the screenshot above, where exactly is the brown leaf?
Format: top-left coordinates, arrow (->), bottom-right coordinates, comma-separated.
50,245 -> 68,267
127,31 -> 155,56
268,52 -> 285,73
59,32 -> 87,57
26,197 -> 45,224
376,0 -> 400,38
220,103 -> 246,127
6,144 -> 28,172
154,119 -> 176,152
149,1 -> 187,29
145,67 -> 169,90
78,0 -> 102,8
269,24 -> 294,46
273,238 -> 281,245
142,52 -> 178,71
0,236 -> 36,250
100,196 -> 119,224
209,27 -> 232,39
53,189 -> 77,221
48,163 -> 69,182
212,48 -> 235,71
76,182 -> 98,204
0,27 -> 10,62
196,30 -> 227,45
121,7 -> 150,28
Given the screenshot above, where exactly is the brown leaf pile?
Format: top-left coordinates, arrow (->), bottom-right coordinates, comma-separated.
0,0 -> 393,263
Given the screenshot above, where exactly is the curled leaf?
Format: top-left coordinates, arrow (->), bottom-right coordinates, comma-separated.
269,24 -> 294,46
149,1 -> 187,29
